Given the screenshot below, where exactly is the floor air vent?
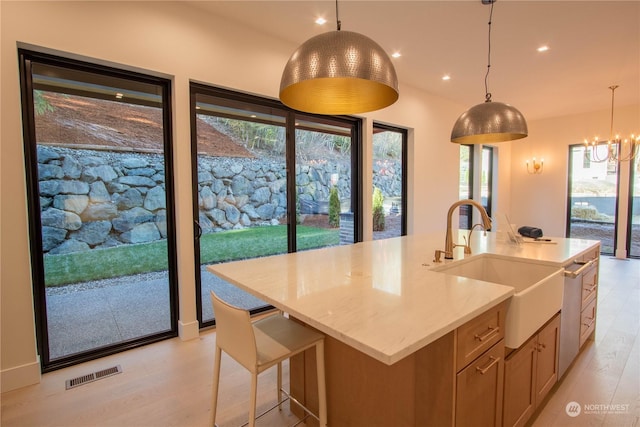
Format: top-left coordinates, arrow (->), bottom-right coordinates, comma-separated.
65,365 -> 122,390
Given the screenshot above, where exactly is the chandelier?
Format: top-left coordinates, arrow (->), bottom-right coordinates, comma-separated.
584,85 -> 639,162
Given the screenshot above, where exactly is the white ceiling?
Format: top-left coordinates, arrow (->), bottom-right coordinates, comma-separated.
189,1 -> 640,121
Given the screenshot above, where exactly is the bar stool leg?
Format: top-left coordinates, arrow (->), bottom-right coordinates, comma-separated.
315,341 -> 327,427
210,346 -> 222,427
277,362 -> 283,410
248,372 -> 258,427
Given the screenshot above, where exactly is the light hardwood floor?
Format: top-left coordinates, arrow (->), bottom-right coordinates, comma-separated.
1,257 -> 638,427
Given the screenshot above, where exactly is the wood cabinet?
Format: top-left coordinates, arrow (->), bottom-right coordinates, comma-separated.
503,314 -> 560,427
456,339 -> 504,427
579,255 -> 598,347
456,304 -> 505,370
292,301 -> 509,427
535,314 -> 560,402
455,302 -> 506,427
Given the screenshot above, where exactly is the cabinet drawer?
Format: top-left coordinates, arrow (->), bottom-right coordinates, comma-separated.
456,302 -> 506,371
581,266 -> 598,307
581,247 -> 600,263
580,298 -> 597,347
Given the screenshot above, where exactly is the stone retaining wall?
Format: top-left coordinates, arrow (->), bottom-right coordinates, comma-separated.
37,146 -> 401,254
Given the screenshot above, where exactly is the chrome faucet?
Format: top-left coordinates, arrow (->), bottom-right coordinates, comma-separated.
442,199 -> 492,260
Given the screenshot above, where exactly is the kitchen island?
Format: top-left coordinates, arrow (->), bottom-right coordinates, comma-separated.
207,232 -> 600,426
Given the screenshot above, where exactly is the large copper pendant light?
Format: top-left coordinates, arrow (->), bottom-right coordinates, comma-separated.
451,0 -> 528,144
279,0 -> 399,115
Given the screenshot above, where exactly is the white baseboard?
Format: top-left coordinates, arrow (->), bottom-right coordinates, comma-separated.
1,357 -> 41,392
178,320 -> 199,341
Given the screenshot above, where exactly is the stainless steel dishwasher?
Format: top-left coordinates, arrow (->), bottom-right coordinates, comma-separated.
559,258 -> 597,378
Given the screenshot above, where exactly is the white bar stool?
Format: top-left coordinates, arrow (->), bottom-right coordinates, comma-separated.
209,291 -> 327,427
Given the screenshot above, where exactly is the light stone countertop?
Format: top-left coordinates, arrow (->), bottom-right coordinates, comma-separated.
207,231 -> 600,365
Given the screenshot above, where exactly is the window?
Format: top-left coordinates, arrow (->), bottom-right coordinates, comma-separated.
459,144 -> 474,229
372,124 -> 407,240
19,50 -> 178,371
481,146 -> 494,218
190,84 -> 361,327
567,144 -> 619,255
627,154 -> 639,258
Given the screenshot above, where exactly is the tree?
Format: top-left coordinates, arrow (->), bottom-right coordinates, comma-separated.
34,90 -> 54,116
373,187 -> 385,231
329,186 -> 340,228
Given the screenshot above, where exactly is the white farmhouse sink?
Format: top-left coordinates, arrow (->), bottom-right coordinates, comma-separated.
433,254 -> 564,348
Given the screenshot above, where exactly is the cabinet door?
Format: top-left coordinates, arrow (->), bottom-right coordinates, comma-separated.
503,338 -> 537,427
535,315 -> 560,405
456,341 -> 504,427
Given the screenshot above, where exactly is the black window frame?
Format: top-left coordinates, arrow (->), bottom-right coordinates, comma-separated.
459,144 -> 475,230
627,156 -> 639,258
372,122 -> 408,237
566,143 -> 620,256
18,48 -> 179,372
482,146 -> 494,218
189,82 -> 363,328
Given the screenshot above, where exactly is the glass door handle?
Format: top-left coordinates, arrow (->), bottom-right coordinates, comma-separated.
194,220 -> 203,239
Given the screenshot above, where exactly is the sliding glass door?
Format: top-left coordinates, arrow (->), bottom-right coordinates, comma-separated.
295,115 -> 359,248
191,89 -> 285,324
19,50 -> 178,371
191,84 -> 361,327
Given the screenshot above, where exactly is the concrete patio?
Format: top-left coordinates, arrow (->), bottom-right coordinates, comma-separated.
45,267 -> 266,360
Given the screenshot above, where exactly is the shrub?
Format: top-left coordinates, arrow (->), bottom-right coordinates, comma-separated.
373,187 -> 385,231
571,205 -> 602,220
329,186 -> 340,228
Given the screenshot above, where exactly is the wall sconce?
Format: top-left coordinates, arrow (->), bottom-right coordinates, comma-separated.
526,157 -> 544,174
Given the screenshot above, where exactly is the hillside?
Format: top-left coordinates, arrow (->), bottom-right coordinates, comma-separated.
36,92 -> 253,157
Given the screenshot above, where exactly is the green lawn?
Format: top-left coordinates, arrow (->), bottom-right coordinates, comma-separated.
44,225 -> 339,286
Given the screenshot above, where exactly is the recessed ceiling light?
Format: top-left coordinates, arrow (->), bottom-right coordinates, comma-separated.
315,17 -> 327,25
442,75 -> 451,81
537,45 -> 549,52
391,52 -> 401,58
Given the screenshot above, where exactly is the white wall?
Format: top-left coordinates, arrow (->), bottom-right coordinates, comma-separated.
510,104 -> 639,238
1,1 -> 466,391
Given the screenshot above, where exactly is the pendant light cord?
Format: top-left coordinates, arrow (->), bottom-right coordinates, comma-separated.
484,0 -> 495,102
336,0 -> 341,31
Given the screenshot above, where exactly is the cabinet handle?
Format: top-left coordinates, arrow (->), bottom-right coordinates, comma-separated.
476,356 -> 499,375
582,318 -> 596,328
583,285 -> 596,294
474,326 -> 499,342
564,259 -> 595,278
537,343 -> 546,352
